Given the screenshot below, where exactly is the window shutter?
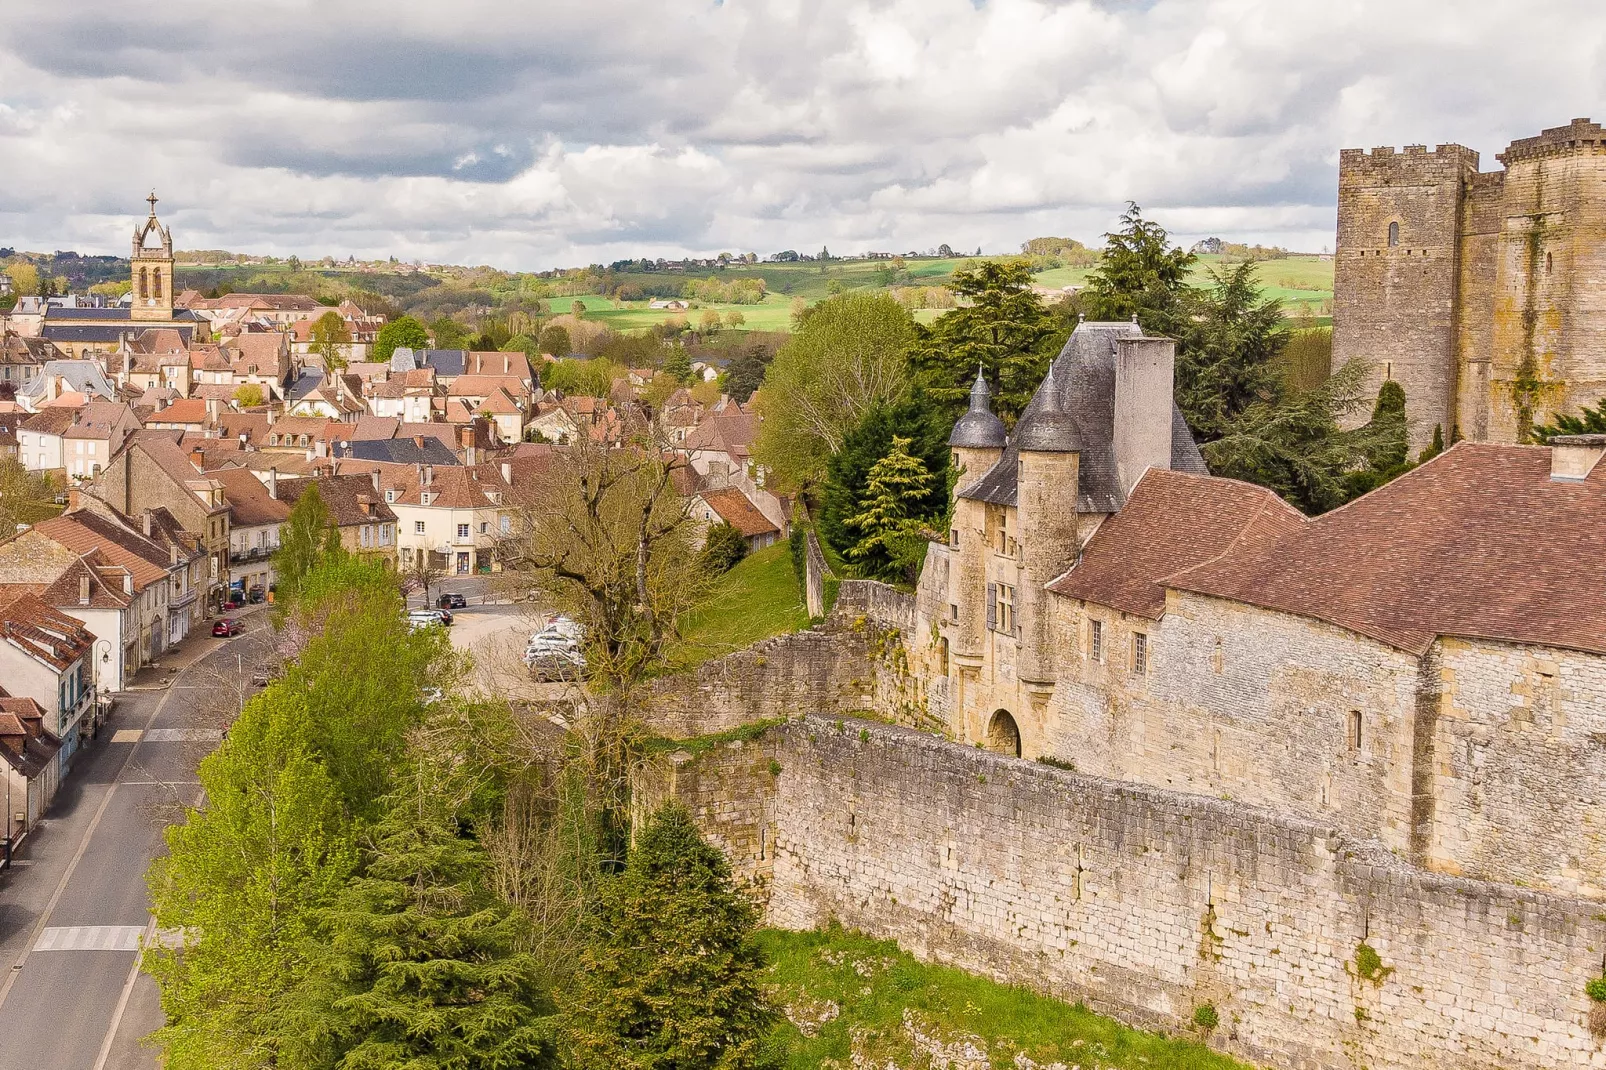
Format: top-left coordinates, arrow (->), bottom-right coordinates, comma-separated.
985,583 -> 996,631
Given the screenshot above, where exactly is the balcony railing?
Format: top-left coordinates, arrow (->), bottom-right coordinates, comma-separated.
229,545 -> 277,563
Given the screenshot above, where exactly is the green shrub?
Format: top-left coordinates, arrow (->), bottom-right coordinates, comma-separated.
1586,977 -> 1606,1003
700,522 -> 749,575
1192,1003 -> 1219,1031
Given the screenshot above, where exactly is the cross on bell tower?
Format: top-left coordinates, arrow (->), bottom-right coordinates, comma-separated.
130,191 -> 175,323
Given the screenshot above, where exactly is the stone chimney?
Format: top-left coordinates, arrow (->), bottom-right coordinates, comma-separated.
370,468 -> 381,494
123,571 -> 134,596
142,510 -> 153,538
1112,336 -> 1176,496
1548,434 -> 1606,481
458,423 -> 475,466
79,573 -> 91,606
205,395 -> 219,424
267,407 -> 276,425
423,464 -> 434,486
189,447 -> 205,468
500,461 -> 512,484
67,487 -> 82,511
267,467 -> 278,499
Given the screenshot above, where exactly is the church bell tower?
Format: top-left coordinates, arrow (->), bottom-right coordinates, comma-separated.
130,191 -> 175,322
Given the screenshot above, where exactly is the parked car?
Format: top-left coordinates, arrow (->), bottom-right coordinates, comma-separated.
212,618 -> 243,638
525,647 -> 587,681
437,593 -> 468,610
406,608 -> 452,631
247,585 -> 267,604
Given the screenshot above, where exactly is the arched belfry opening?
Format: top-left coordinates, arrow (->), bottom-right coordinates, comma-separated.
986,710 -> 1021,758
1387,221 -> 1400,247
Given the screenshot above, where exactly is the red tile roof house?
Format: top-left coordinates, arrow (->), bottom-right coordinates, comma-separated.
691,487 -> 781,552
0,591 -> 95,781
0,525 -> 136,690
0,689 -> 64,842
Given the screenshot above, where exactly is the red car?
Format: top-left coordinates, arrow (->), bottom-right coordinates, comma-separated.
212,618 -> 244,638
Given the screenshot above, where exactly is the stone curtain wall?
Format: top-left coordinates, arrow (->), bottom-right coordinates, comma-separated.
803,529 -> 829,619
638,628 -> 873,737
645,716 -> 1606,1070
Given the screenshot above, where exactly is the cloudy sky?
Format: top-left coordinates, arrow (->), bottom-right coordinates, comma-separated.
1,0 -> 1602,270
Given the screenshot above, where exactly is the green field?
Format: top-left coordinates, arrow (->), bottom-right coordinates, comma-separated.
673,541 -> 810,669
1034,252 -> 1332,315
759,925 -> 1246,1069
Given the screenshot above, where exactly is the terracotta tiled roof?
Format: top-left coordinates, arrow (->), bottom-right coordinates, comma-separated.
277,474 -> 397,528
20,407 -> 77,436
684,412 -> 759,457
0,591 -> 94,671
1169,443 -> 1606,656
698,487 -> 779,538
208,466 -> 292,528
350,416 -> 401,440
63,401 -> 137,440
148,398 -> 209,426
1047,469 -> 1305,620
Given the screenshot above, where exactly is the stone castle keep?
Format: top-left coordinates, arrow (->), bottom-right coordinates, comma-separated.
640,319 -> 1606,1068
1334,117 -> 1606,447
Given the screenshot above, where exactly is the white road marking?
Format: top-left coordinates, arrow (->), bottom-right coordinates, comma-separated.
109,729 -> 143,743
143,728 -> 224,742
33,926 -> 146,952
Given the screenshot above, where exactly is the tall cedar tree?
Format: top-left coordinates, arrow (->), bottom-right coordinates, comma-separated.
562,804 -> 773,1070
1342,379 -> 1414,499
1202,359 -> 1386,514
1533,398 -> 1606,440
373,315 -> 429,363
820,395 -> 950,572
844,435 -> 936,583
908,260 -> 1064,422
145,681 -> 358,1069
1175,262 -> 1290,441
286,763 -> 558,1070
1081,202 -> 1197,339
724,346 -> 773,404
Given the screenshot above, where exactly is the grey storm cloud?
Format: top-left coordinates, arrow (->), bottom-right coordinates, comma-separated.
1,0 -> 1604,269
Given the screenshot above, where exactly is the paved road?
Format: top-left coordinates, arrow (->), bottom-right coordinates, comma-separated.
0,613 -> 273,1070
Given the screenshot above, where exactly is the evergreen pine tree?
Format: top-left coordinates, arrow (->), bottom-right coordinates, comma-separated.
1082,202 -> 1197,338
907,260 -> 1064,421
289,762 -> 559,1070
562,804 -> 772,1070
844,436 -> 935,582
1418,423 -> 1446,463
1531,398 -> 1606,441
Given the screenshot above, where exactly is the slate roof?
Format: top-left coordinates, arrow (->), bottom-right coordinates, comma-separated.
1046,469 -> 1305,620
421,349 -> 467,378
344,436 -> 460,466
959,322 -> 1208,512
42,306 -> 199,322
19,359 -> 117,401
1169,443 -> 1606,656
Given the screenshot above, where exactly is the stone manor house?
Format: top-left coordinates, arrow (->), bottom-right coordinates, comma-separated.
915,319 -> 1606,901
1334,117 -> 1606,449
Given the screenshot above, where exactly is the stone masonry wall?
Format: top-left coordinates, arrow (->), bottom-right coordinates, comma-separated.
646,716 -> 1606,1070
637,627 -> 872,738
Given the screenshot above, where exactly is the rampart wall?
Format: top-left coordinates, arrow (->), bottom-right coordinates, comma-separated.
636,716 -> 1606,1070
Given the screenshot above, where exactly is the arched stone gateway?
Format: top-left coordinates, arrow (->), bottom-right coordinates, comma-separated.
986,709 -> 1021,758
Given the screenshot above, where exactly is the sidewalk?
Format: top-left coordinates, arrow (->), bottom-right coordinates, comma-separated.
123,603 -> 271,692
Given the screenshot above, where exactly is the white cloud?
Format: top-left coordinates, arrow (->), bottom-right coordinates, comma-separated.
0,0 -> 1603,268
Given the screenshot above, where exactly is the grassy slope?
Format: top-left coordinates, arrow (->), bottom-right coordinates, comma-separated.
1035,253 -> 1333,313
674,542 -> 809,668
760,926 -> 1247,1069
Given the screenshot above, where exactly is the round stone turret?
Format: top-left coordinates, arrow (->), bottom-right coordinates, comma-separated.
949,368 -> 1007,449
1013,362 -> 1080,452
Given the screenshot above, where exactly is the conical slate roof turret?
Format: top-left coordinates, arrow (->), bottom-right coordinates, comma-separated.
948,366 -> 1007,448
1013,361 -> 1081,453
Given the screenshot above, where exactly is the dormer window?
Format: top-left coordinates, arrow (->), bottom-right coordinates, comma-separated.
385,489 -> 397,503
